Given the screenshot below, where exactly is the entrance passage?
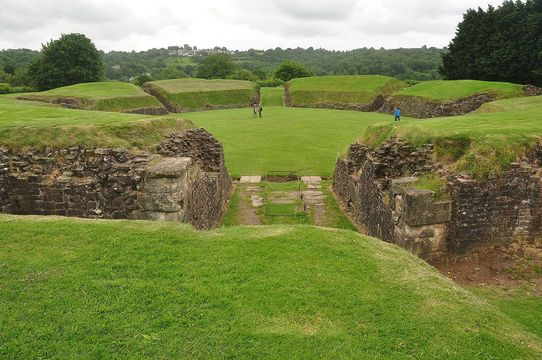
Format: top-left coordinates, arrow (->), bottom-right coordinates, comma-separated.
222,175 -> 356,230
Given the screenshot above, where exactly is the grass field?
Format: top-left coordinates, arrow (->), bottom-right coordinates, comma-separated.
0,96 -> 191,149
288,75 -> 407,106
184,105 -> 391,177
361,95 -> 542,177
17,82 -> 164,113
396,79 -> 524,102
1,214 -> 541,359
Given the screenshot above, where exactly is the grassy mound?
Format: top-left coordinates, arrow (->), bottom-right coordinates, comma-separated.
1,214 -> 540,358
287,75 -> 407,107
17,82 -> 166,113
396,80 -> 524,102
145,78 -> 257,112
361,96 -> 542,177
0,96 -> 192,149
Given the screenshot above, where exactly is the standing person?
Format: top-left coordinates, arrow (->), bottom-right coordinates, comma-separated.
258,105 -> 263,118
394,107 -> 401,122
253,103 -> 258,118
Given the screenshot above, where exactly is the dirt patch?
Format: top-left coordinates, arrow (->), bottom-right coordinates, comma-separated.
237,184 -> 261,225
431,244 -> 542,286
266,175 -> 300,182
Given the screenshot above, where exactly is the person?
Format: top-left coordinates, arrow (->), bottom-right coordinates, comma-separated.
394,107 -> 401,122
258,105 -> 263,118
253,103 -> 258,118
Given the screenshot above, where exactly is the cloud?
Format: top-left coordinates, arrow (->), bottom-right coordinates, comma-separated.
0,0 -> 507,51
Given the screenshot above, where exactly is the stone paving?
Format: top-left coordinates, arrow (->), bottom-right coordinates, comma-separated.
240,176 -> 262,183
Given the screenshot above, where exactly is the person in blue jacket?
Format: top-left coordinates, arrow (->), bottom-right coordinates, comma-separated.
394,107 -> 401,121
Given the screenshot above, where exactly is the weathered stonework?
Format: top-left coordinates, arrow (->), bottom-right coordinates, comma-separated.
333,138 -> 449,260
333,137 -> 542,260
448,165 -> 542,253
0,129 -> 231,230
378,93 -> 497,119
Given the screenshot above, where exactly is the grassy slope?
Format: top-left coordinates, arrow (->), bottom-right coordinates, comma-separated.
0,97 -> 191,149
361,96 -> 542,177
1,214 -> 540,359
396,80 -> 524,102
21,82 -> 163,112
149,78 -> 256,110
472,286 -> 542,339
41,82 -> 149,98
288,75 -> 407,105
151,78 -> 254,93
184,105 -> 391,177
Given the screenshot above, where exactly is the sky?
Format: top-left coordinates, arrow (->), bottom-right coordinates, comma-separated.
0,0 -> 507,52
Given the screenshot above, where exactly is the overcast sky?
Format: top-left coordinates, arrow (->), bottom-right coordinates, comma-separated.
0,0 -> 507,52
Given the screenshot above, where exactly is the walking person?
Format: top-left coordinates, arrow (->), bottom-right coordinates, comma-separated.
258,105 -> 263,118
394,107 -> 401,122
253,103 -> 258,118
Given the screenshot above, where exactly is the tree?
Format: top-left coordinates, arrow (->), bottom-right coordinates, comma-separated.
196,53 -> 236,79
274,61 -> 312,82
29,33 -> 104,90
441,0 -> 542,86
132,73 -> 153,86
160,63 -> 188,80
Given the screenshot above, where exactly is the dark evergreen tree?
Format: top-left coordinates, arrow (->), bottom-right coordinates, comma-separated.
441,0 -> 542,86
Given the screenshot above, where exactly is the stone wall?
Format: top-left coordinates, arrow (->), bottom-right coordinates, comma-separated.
0,129 -> 231,230
448,165 -> 542,253
333,138 -> 542,259
378,93 -> 497,119
333,138 -> 450,260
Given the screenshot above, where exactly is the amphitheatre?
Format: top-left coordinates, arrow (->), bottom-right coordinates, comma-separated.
2,74 -> 542,358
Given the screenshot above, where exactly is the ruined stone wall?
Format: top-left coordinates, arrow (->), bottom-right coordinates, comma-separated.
333,138 -> 449,260
378,93 -> 497,119
333,138 -> 542,259
448,165 -> 542,253
0,129 -> 231,230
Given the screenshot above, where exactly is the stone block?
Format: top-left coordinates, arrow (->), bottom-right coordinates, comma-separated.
146,157 -> 192,178
403,189 -> 452,226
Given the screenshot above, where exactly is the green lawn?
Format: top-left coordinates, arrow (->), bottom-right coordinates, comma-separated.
150,78 -> 254,93
1,214 -> 540,359
288,75 -> 406,106
396,80 -> 524,102
184,105 -> 392,177
361,96 -> 542,177
472,286 -> 542,339
0,96 -> 191,149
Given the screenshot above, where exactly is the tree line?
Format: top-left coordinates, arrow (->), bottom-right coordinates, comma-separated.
441,0 -> 542,86
0,37 -> 445,92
